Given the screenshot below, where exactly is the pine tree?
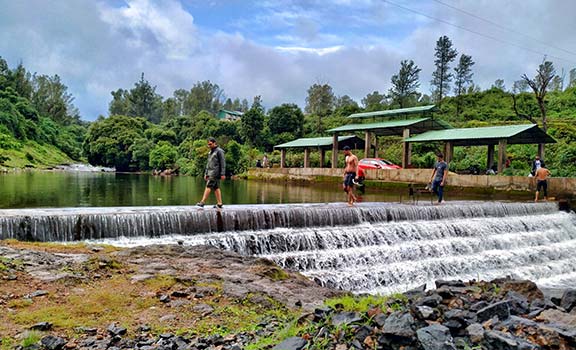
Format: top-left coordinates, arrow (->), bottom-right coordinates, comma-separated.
389,60 -> 421,108
431,36 -> 458,107
453,54 -> 475,116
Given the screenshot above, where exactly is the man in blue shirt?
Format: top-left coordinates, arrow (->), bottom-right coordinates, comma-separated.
429,153 -> 448,204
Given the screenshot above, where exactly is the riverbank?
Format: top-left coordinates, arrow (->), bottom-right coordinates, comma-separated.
1,241 -> 576,350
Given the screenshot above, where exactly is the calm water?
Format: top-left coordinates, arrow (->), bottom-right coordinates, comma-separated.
0,171 -> 531,209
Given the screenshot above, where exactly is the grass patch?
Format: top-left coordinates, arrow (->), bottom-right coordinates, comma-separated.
20,331 -> 42,348
324,293 -> 407,313
1,239 -> 120,254
143,275 -> 178,290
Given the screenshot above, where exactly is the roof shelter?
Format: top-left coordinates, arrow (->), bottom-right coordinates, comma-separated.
274,135 -> 369,168
405,124 -> 556,173
326,105 -> 452,168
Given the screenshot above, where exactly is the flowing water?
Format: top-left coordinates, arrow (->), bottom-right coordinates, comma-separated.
3,201 -> 570,295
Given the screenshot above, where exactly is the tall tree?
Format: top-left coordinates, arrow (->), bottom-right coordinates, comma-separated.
521,60 -> 556,159
109,88 -> 130,116
361,91 -> 387,111
453,54 -> 475,116
31,74 -> 79,125
389,60 -> 421,108
268,103 -> 305,139
240,96 -> 265,146
183,80 -> 224,116
305,83 -> 335,134
430,35 -> 458,107
512,80 -> 530,93
569,68 -> 576,89
128,73 -> 163,124
334,95 -> 359,109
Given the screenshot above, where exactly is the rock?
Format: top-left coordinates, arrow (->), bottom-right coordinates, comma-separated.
30,290 -> 49,298
435,280 -> 465,288
354,325 -> 373,342
373,313 -> 387,327
476,301 -> 510,323
171,290 -> 190,298
30,321 -> 52,331
417,294 -> 443,308
107,323 -> 127,337
493,278 -> 544,302
483,330 -> 539,350
415,305 -> 438,320
404,283 -> 427,299
273,337 -> 307,350
382,311 -> 416,338
506,291 -> 530,315
536,309 -> 576,327
41,335 -> 67,350
470,301 -> 489,312
313,306 -> 333,322
169,299 -> 191,308
193,303 -> 214,315
560,289 -> 576,312
131,274 -> 154,282
416,324 -> 456,350
331,311 -> 362,326
159,294 -> 170,303
466,323 -> 484,343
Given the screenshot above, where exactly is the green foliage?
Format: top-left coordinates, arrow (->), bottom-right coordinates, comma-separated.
389,59 -> 422,108
149,141 -> 178,170
268,103 -> 305,140
83,115 -> 150,171
431,35 -> 458,104
20,331 -> 41,348
240,98 -> 265,147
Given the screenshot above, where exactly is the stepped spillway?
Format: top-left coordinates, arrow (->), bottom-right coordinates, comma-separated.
2,201 -> 574,294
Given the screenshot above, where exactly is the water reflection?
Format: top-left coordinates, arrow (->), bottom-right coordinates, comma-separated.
0,172 -> 531,209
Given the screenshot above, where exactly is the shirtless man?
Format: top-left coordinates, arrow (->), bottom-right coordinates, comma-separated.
342,146 -> 358,206
534,165 -> 551,202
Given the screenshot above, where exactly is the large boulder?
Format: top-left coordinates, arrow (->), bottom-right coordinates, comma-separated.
416,324 -> 456,350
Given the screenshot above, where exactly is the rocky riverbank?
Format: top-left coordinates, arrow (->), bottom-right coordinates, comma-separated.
1,241 -> 576,350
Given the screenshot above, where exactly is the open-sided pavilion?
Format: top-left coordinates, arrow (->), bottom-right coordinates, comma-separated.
274,135 -> 369,168
405,124 -> 556,173
326,105 -> 451,168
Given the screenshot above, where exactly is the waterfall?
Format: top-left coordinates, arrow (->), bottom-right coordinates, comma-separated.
2,201 -> 574,294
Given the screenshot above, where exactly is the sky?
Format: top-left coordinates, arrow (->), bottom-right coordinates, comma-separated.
1,0 -> 575,121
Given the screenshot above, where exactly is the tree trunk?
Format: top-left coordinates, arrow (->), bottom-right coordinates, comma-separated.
537,96 -> 547,161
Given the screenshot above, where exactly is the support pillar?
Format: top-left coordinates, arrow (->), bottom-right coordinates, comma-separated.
444,141 -> 454,164
304,148 -> 310,168
374,136 -> 379,158
487,144 -> 495,170
498,139 -> 507,174
320,148 -> 325,168
331,134 -> 338,168
364,131 -> 371,158
280,149 -> 286,168
402,128 -> 412,168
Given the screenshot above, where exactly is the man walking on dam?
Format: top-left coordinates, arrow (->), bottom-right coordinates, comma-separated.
429,152 -> 448,204
197,137 -> 226,209
342,146 -> 358,206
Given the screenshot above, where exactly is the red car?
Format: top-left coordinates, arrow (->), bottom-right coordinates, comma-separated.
357,158 -> 401,177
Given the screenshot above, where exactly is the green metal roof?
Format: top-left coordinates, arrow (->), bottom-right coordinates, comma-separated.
274,135 -> 359,149
405,124 -> 556,146
327,117 -> 452,136
348,105 -> 436,119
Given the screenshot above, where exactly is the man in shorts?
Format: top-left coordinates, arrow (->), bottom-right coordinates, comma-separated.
342,146 -> 358,206
534,165 -> 551,202
196,137 -> 226,209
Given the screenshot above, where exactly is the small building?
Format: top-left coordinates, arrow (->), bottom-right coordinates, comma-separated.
217,109 -> 243,121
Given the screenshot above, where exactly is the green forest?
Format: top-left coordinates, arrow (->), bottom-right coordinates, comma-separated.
1,35 -> 576,177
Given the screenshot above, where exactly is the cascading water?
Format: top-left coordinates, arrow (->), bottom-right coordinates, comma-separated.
2,201 -> 574,294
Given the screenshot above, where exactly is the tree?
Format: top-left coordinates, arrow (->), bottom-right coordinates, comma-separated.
83,115 -> 150,171
183,80 -> 224,116
31,74 -> 79,125
268,103 -> 305,139
492,79 -> 506,91
521,60 -> 556,159
512,80 -> 529,93
569,68 -> 576,89
389,60 -> 421,108
334,95 -> 359,109
453,54 -> 475,116
128,73 -> 163,123
431,36 -> 458,107
305,83 -> 335,134
240,96 -> 265,146
109,88 -> 130,116
149,141 -> 178,170
361,91 -> 387,111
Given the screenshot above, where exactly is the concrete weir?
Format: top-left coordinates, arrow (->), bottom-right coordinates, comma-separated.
2,201 -> 576,294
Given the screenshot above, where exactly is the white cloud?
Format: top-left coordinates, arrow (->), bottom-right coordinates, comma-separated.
274,46 -> 344,56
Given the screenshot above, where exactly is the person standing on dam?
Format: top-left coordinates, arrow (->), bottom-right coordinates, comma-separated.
196,137 -> 226,209
342,146 -> 358,206
534,165 -> 551,202
429,152 -> 448,204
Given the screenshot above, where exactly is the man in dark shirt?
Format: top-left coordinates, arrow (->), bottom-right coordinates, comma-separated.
429,152 -> 448,204
196,137 -> 226,209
